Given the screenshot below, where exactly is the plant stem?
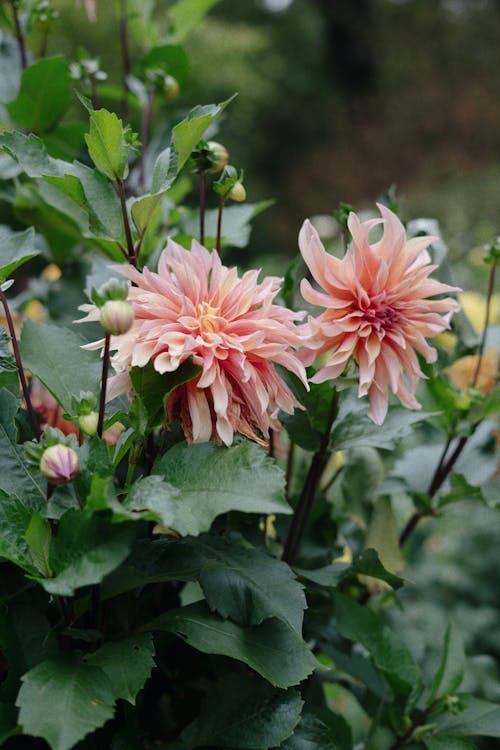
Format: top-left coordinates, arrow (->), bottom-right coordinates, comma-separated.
89,73 -> 100,109
388,699 -> 439,750
199,170 -> 206,245
9,0 -> 27,70
119,0 -> 130,120
285,441 -> 295,500
283,389 -> 338,564
139,91 -> 154,188
116,178 -> 136,266
472,261 -> 497,386
216,196 -> 224,253
268,429 -> 275,458
0,289 -> 40,440
97,334 -> 111,438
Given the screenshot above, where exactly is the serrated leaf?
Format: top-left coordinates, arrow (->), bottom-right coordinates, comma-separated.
181,673 -> 302,749
147,601 -> 317,688
85,634 -> 155,705
85,108 -> 132,181
17,657 -> 115,750
0,389 -> 46,507
0,226 -> 39,283
24,511 -> 52,577
19,320 -> 102,413
122,475 -> 197,535
278,712 -> 338,750
435,695 -> 500,737
8,57 -> 72,133
152,441 -> 291,535
331,392 -> 436,451
334,593 -> 423,709
39,511 -> 134,596
0,491 -> 38,574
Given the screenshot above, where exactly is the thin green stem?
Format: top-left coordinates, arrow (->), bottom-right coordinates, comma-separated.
97,334 -> 111,438
216,196 -> 224,253
388,698 -> 439,750
0,289 -> 40,440
285,441 -> 295,500
9,0 -> 27,70
116,178 -> 136,266
283,389 -> 339,564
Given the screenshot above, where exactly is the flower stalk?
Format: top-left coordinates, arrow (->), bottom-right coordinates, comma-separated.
97,334 -> 111,438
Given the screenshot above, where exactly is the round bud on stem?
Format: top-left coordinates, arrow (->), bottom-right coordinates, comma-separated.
99,300 -> 134,336
163,75 -> 180,100
78,411 -> 99,436
40,445 -> 79,484
206,141 -> 229,173
228,181 -> 246,202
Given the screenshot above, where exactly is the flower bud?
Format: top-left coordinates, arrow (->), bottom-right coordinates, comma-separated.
206,141 -> 229,174
99,300 -> 134,336
40,445 -> 79,484
228,181 -> 246,202
163,75 -> 180,101
78,411 -> 99,436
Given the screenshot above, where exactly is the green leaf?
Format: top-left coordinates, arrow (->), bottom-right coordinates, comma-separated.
39,511 -> 134,596
178,201 -> 274,251
130,359 -> 201,433
131,193 -> 162,234
278,712 -> 339,750
362,497 -> 405,583
85,634 -> 155,705
333,593 -> 423,709
152,441 -> 291,535
17,657 -> 115,750
331,393 -> 436,451
435,696 -> 500,738
85,108 -> 133,181
429,623 -> 465,701
122,475 -> 197,535
19,320 -> 102,413
147,601 -> 317,688
425,738 -> 478,750
181,673 -> 302,749
0,226 -> 39,283
169,0 -> 223,42
280,376 -> 336,452
0,389 -> 46,507
295,548 -> 403,591
24,511 -> 52,577
0,491 -> 38,574
8,57 -> 72,133
140,44 -> 190,88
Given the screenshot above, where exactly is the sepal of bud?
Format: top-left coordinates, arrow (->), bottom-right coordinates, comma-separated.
40,444 -> 79,484
214,166 -> 244,201
91,278 -> 130,307
99,300 -> 135,336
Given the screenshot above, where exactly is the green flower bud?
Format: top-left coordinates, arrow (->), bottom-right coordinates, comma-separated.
206,141 -> 229,174
228,181 -> 246,202
99,300 -> 134,336
79,411 -> 99,436
40,445 -> 79,484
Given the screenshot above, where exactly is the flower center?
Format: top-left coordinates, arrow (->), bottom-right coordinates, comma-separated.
196,301 -> 225,334
360,296 -> 399,330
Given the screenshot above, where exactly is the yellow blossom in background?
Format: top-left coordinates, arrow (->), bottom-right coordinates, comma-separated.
24,300 -> 47,322
444,347 -> 499,395
458,291 -> 500,332
40,264 -> 62,282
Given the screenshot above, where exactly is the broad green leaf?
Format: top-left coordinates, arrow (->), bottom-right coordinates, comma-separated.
0,389 -> 46,507
435,695 -> 500,738
130,359 -> 201,433
0,227 -> 38,283
131,193 -> 162,233
140,45 -> 190,87
181,674 -> 302,749
280,375 -> 336,451
0,491 -> 38,574
331,393 -> 436,451
0,328 -> 18,393
17,657 -> 115,750
122,475 -> 197,535
429,623 -> 465,701
178,201 -> 274,251
152,441 -> 291,535
295,548 -> 403,591
334,593 -> 423,709
85,108 -> 132,181
425,738 -> 477,750
85,634 -> 155,705
24,511 -> 52,577
278,712 -> 338,750
147,601 -> 317,688
323,643 -> 387,700
362,497 -> 405,583
8,57 -> 72,133
19,320 -> 102,413
169,0 -> 223,42
0,131 -> 59,177
40,511 -> 134,596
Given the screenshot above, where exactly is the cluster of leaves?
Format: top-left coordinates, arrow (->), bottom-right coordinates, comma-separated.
0,2 -> 499,750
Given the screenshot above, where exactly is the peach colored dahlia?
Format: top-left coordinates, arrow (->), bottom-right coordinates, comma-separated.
79,239 -> 308,446
299,204 -> 461,424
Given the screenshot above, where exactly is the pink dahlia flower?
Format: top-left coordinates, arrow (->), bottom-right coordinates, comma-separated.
79,240 -> 308,446
299,204 -> 461,424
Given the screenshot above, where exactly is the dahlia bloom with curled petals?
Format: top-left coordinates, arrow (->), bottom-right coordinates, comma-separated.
79,239 -> 308,446
299,204 -> 461,424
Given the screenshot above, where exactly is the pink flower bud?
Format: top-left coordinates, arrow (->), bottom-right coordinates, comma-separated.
99,300 -> 134,335
40,445 -> 79,484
